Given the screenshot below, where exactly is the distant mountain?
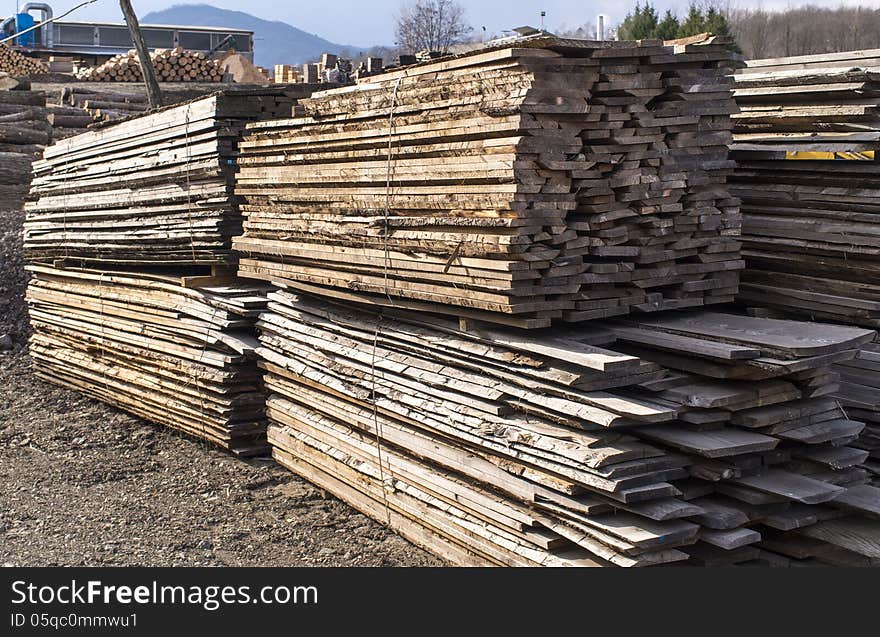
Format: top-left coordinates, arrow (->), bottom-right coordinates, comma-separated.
142,4 -> 363,68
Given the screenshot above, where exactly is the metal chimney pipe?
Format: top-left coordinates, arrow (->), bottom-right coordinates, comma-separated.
20,3 -> 54,48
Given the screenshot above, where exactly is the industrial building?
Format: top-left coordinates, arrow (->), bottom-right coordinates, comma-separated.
2,3 -> 254,63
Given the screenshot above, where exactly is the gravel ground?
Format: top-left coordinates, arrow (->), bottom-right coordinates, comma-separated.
0,204 -> 441,566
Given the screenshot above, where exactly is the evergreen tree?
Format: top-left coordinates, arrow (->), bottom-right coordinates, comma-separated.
703,7 -> 732,39
617,2 -> 739,51
619,2 -> 660,40
655,10 -> 681,40
677,4 -> 706,38
705,7 -> 741,52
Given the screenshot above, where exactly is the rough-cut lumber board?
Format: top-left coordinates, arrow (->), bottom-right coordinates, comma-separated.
800,518 -> 880,558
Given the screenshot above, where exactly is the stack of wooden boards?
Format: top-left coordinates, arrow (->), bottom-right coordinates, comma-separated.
27,264 -> 270,455
0,43 -> 48,76
0,76 -> 48,207
24,87 -> 319,452
833,334 -> 880,480
742,48 -> 880,74
732,66 -> 880,325
76,48 -> 223,83
44,84 -> 238,139
23,89 -> 300,265
233,37 -> 744,329
261,290 -> 693,566
606,312 -> 880,565
260,289 -> 880,565
274,64 -> 299,83
730,56 -> 880,485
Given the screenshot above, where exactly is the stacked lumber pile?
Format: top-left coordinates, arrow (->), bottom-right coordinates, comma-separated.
24,87 -> 321,452
262,290 -> 694,566
833,334 -> 880,482
742,48 -> 880,74
24,89 -> 299,265
234,37 -> 744,329
27,265 -> 269,455
259,285 -> 880,565
76,48 -> 222,83
730,60 -> 880,481
0,43 -> 48,76
732,67 -> 880,325
274,64 -> 299,83
0,77 -> 48,206
607,312 -> 880,564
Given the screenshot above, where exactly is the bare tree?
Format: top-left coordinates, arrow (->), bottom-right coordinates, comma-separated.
395,0 -> 472,54
729,5 -> 880,60
729,7 -> 771,58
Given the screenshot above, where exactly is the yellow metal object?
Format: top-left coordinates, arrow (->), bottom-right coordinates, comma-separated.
786,151 -> 875,160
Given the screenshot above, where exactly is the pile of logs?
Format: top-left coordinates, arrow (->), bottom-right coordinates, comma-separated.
261,290 -> 880,565
76,48 -> 223,83
0,43 -> 48,76
24,89 -> 300,265
59,85 -> 149,123
27,264 -> 269,455
0,76 -> 48,206
234,37 -> 744,329
46,103 -> 98,140
46,84 -> 236,138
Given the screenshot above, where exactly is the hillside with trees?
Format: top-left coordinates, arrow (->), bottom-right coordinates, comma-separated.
612,2 -> 880,60
729,5 -> 880,59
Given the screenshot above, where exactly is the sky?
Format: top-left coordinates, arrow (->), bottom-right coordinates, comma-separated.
9,0 -> 880,47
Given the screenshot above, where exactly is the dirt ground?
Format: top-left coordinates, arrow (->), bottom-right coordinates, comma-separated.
0,205 -> 440,566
